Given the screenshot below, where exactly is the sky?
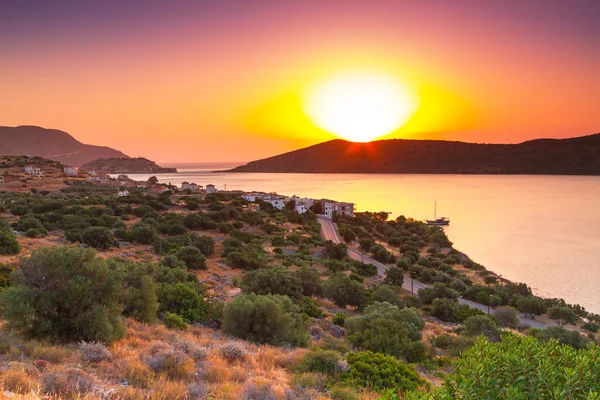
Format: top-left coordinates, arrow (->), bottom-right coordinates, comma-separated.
1,0 -> 599,163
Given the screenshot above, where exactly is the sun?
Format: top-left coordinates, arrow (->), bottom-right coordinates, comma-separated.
303,71 -> 416,142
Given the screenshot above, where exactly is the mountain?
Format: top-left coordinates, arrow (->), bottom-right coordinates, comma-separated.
80,157 -> 177,174
0,125 -> 128,166
229,133 -> 600,175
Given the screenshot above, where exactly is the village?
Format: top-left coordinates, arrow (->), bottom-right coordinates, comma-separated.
0,157 -> 356,219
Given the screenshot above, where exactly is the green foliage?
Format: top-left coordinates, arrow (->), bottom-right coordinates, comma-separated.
352,261 -> 378,277
384,266 -> 405,288
298,296 -> 323,318
157,282 -> 206,322
547,306 -> 579,326
0,247 -> 126,343
81,226 -> 115,249
530,326 -> 587,349
343,351 -> 423,392
176,246 -> 207,270
0,230 -> 20,255
131,224 -> 158,244
222,294 -> 310,347
332,312 -> 347,326
410,335 -> 600,399
297,349 -> 340,374
462,315 -> 500,341
189,234 -> 216,256
0,263 -> 14,288
241,266 -> 304,299
516,296 -> 546,319
323,273 -> 364,308
345,302 -> 425,362
295,266 -> 323,297
163,312 -> 188,330
431,298 -> 460,322
372,285 -> 404,309
325,242 -> 348,260
493,306 -> 519,328
418,283 -> 459,304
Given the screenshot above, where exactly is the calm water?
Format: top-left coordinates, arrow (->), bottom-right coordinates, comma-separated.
129,164 -> 600,313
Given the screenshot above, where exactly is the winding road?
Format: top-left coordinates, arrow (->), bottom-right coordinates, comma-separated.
318,216 -> 549,329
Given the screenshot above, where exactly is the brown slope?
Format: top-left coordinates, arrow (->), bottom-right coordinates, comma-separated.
0,125 -> 128,166
229,133 -> 600,175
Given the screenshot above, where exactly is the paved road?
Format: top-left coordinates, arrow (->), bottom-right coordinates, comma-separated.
318,216 -> 549,329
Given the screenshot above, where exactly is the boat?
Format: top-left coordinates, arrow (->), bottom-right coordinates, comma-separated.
426,201 -> 450,225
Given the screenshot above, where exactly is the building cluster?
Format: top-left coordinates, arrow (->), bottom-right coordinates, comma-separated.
180,182 -> 218,193
242,192 -> 354,218
24,165 -> 45,177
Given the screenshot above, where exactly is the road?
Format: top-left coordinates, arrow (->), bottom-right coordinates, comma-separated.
318,216 -> 549,329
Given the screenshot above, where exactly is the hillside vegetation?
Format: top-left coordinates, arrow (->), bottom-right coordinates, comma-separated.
81,157 -> 177,174
229,133 -> 600,175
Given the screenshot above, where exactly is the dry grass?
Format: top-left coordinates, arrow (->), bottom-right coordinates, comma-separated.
1,368 -> 37,394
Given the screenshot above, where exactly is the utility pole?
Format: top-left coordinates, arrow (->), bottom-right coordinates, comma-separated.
411,271 -> 415,294
224,184 -> 227,192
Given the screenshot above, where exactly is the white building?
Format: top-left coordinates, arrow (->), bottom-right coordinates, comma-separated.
205,184 -> 218,193
182,182 -> 203,191
86,169 -> 97,176
24,165 -> 44,177
268,198 -> 286,210
294,204 -> 308,214
63,166 -> 79,176
117,189 -> 130,197
242,193 -> 262,202
323,201 -> 355,218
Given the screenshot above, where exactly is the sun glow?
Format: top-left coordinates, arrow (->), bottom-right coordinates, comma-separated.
303,72 -> 417,142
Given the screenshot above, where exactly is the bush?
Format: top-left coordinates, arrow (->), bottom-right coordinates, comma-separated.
222,294 -> 310,347
176,246 -> 207,270
299,296 -> 324,318
239,383 -> 278,400
219,342 -> 247,362
131,224 -> 158,244
418,283 -> 459,304
463,315 -> 501,342
344,351 -> 423,392
384,266 -> 405,287
333,312 -> 347,326
330,386 -> 361,400
297,349 -> 341,374
295,266 -> 323,297
418,334 -> 600,398
158,283 -> 206,322
190,234 -> 216,256
547,306 -> 579,326
41,368 -> 95,397
81,226 -> 115,249
323,273 -> 364,308
145,349 -> 194,380
0,247 -> 126,342
431,298 -> 460,322
0,230 -> 20,255
516,296 -> 546,319
373,285 -> 404,309
241,267 -> 303,299
494,306 -> 519,328
164,312 -> 188,330
79,341 -> 112,362
345,302 -> 424,362
530,326 -> 586,349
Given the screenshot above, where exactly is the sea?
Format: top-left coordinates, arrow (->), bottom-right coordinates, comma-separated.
126,163 -> 600,314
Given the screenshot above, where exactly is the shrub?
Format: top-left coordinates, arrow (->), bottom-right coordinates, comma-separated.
330,386 -> 361,400
431,298 -> 460,322
176,246 -> 207,270
530,326 -> 586,349
158,283 -> 206,322
332,312 -> 347,326
299,296 -> 324,318
145,349 -> 195,380
0,247 -> 126,342
547,306 -> 579,326
344,351 -> 423,392
295,265 -> 323,297
462,315 -> 501,341
345,302 -> 424,362
131,224 -> 158,244
241,266 -> 304,299
418,335 -> 600,398
222,294 -> 310,347
384,266 -> 405,287
0,230 -> 20,255
494,306 -> 519,328
239,383 -> 278,400
516,296 -> 546,319
29,343 -> 70,363
297,349 -> 341,374
418,283 -> 459,304
219,342 -> 247,362
164,312 -> 188,330
323,273 -> 364,308
41,368 -> 95,396
81,226 -> 115,249
373,285 -> 404,309
79,341 -> 112,362
190,234 -> 216,256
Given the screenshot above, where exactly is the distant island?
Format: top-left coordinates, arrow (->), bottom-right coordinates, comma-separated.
0,125 -> 128,166
81,157 -> 177,174
228,133 -> 600,175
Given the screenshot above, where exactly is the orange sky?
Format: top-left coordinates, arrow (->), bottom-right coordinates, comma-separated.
1,1 -> 599,162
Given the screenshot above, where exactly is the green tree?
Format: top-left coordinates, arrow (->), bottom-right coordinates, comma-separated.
345,302 -> 425,362
582,322 -> 599,338
530,326 -> 586,349
359,237 -> 374,252
516,296 -> 546,319
323,273 -> 364,308
148,176 -> 158,184
431,298 -> 460,322
0,231 -> 20,255
547,306 -> 578,326
295,266 -> 323,297
372,285 -> 404,309
344,351 -> 423,393
241,267 -> 303,300
176,246 -> 207,270
222,294 -> 310,347
462,315 -> 500,342
384,266 -> 405,288
131,224 -> 158,244
0,247 -> 126,343
493,306 -> 519,328
81,226 -> 115,249
297,349 -> 340,374
157,282 -> 206,322
343,229 -> 356,243
418,283 -> 459,304
189,234 -> 216,256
